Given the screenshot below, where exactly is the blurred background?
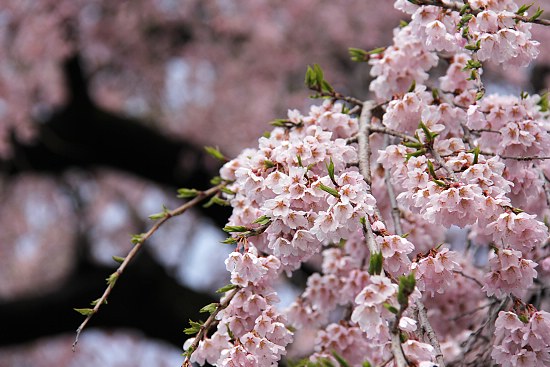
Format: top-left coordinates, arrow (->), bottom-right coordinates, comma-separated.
0,1 -> 548,366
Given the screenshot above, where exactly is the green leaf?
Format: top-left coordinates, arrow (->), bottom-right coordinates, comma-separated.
464,40 -> 481,51
518,314 -> 529,323
203,196 -> 229,208
383,303 -> 399,314
399,20 -> 409,28
112,255 -> 125,264
216,284 -> 238,293
461,25 -> 470,38
403,141 -> 423,149
297,155 -> 303,167
210,176 -> 223,185
332,351 -> 351,367
223,225 -> 249,233
148,205 -> 169,220
221,187 -> 236,195
520,91 -> 529,100
319,183 -> 340,198
516,2 -> 534,14
221,237 -> 237,245
326,158 -> 336,184
458,13 -> 473,28
397,273 -> 416,307
320,358 -> 336,367
106,272 -> 119,286
321,80 -> 334,94
475,89 -> 485,101
431,87 -> 440,101
405,149 -> 426,161
459,3 -> 470,15
349,47 -> 368,62
183,319 -> 203,335
253,215 -> 271,225
182,345 -> 195,358
305,65 -> 316,89
313,64 -> 324,86
264,160 -> 275,169
368,251 -> 383,275
74,308 -> 95,316
538,91 -> 549,112
427,160 -> 437,179
90,298 -> 106,306
529,7 -> 543,21
177,188 -> 199,198
463,59 -> 482,70
204,146 -> 226,161
131,233 -> 144,245
472,145 -> 480,165
200,303 -> 218,314
407,80 -> 416,93
362,362 -> 372,367
270,118 -> 290,127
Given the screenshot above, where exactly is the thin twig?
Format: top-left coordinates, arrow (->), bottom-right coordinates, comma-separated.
358,101 -> 376,185
383,135 -> 403,235
539,170 -> 550,212
416,299 -> 446,367
182,287 -> 240,367
72,183 -> 225,351
446,301 -> 497,322
453,270 -> 483,288
391,332 -> 408,367
368,125 -> 417,143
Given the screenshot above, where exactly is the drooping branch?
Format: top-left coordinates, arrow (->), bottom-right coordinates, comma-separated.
72,184 -> 224,350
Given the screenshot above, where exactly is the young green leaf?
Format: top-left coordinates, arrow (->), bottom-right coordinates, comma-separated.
368,251 -> 383,275
326,157 -> 336,185
529,7 -> 543,21
183,319 -> 203,335
221,237 -> 237,245
131,233 -> 144,245
223,225 -> 249,233
427,160 -> 437,179
383,303 -> 399,314
407,80 -> 416,93
516,2 -> 534,14
216,284 -> 238,293
319,183 -> 340,198
106,272 -> 119,286
74,308 -> 95,316
538,91 -> 549,112
349,47 -> 369,62
90,298 -> 106,306
332,351 -> 351,367
112,255 -> 125,264
203,196 -> 229,208
397,273 -> 416,307
177,188 -> 199,198
199,303 -> 218,314
204,146 -> 226,161
253,215 -> 271,225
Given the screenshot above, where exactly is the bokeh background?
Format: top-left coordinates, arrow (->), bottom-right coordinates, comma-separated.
0,1 -> 548,366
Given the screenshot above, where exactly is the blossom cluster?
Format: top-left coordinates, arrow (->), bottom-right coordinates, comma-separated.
482,248 -> 538,298
492,310 -> 550,367
221,100 -> 376,270
183,1 -> 550,366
